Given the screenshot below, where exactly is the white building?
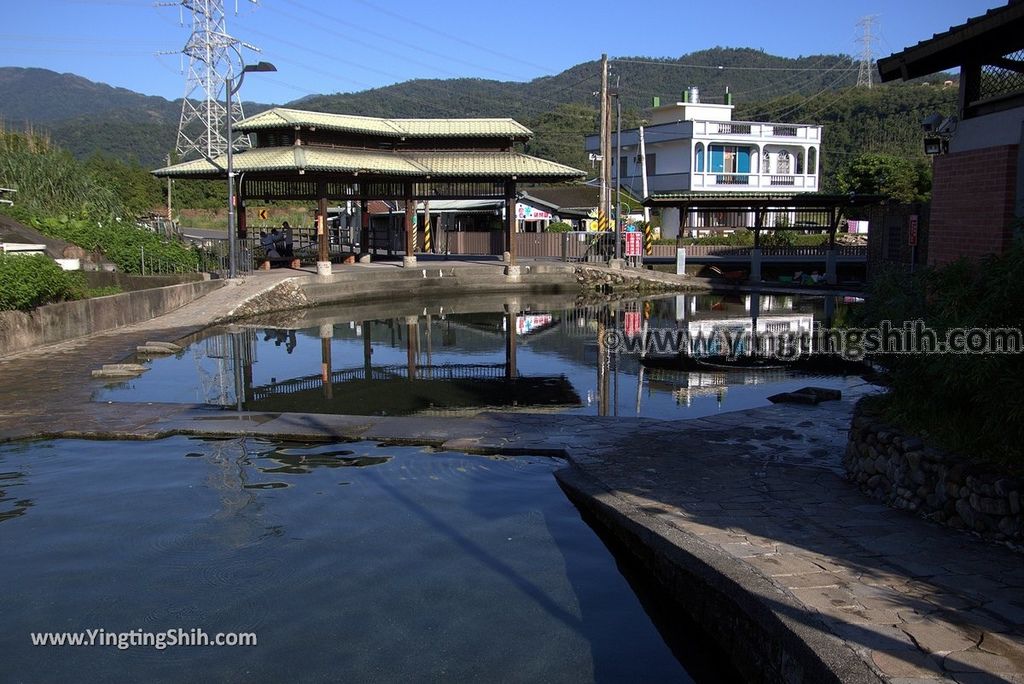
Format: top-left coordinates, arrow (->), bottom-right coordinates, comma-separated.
585,90 -> 823,237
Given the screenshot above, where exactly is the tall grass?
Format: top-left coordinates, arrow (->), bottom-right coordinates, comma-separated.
858,245 -> 1024,464
0,125 -> 126,220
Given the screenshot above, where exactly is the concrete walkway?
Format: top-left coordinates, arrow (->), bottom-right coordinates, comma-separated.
0,268 -> 1021,682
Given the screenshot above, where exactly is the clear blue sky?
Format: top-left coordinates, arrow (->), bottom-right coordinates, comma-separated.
0,0 -> 1003,105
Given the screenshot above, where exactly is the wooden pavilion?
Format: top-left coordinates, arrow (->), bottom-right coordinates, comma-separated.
152,107 -> 585,270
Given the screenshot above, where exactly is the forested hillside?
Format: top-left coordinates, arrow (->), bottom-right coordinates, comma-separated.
0,50 -> 956,202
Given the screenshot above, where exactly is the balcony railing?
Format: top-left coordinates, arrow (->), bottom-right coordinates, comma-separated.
692,120 -> 821,140
692,173 -> 818,190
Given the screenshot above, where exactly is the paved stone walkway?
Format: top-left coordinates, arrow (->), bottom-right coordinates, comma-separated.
0,270 -> 1021,682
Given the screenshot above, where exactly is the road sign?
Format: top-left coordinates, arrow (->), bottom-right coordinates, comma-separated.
258,208 -> 269,220
908,215 -> 918,247
625,231 -> 642,257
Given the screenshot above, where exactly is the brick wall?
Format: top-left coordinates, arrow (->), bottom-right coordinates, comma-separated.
929,145 -> 1019,265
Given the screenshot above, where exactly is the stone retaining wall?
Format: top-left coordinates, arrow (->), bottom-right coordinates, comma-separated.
844,401 -> 1023,544
83,271 -> 209,291
573,265 -> 703,293
0,280 -> 223,356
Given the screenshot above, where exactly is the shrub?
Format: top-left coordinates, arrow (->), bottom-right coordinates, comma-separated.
546,221 -> 573,233
857,245 -> 1024,463
760,230 -> 796,248
0,254 -> 85,311
27,215 -> 199,274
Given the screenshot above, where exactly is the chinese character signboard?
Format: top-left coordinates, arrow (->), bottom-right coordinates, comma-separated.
624,232 -> 642,257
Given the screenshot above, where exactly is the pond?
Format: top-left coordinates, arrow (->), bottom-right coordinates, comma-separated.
0,437 -> 698,682
95,291 -> 867,419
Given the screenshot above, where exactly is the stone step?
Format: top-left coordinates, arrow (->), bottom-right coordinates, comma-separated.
136,345 -> 177,355
102,364 -> 149,373
91,368 -> 142,379
144,341 -> 182,352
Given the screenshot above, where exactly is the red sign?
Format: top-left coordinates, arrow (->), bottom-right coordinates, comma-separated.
908,215 -> 918,247
624,231 -> 642,257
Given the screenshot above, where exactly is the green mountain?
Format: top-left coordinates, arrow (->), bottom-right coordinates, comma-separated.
0,50 -> 956,180
290,49 -> 862,119
0,66 -> 178,124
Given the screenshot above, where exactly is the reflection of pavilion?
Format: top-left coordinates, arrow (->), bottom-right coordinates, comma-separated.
224,310 -> 581,416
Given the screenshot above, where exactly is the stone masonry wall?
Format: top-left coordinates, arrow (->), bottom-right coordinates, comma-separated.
844,401 -> 1022,545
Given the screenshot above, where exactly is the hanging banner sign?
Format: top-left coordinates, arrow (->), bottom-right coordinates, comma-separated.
625,231 -> 642,257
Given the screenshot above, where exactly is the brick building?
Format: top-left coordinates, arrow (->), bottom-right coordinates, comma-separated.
878,0 -> 1024,265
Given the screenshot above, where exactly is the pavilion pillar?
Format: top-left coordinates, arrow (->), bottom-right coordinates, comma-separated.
403,183 -> 416,267
359,198 -> 371,263
504,308 -> 518,381
504,180 -> 519,277
825,207 -> 838,285
320,323 -> 333,400
406,318 -> 418,379
316,180 -> 331,276
750,207 -> 763,283
363,321 -> 372,381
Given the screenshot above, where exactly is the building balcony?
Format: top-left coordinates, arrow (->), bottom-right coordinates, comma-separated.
691,172 -> 819,191
690,120 -> 822,142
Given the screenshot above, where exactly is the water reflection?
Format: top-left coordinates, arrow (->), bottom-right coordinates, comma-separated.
97,292 -> 865,419
255,444 -> 391,475
0,469 -> 32,523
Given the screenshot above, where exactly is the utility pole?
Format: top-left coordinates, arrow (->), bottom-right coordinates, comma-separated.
856,15 -> 877,89
614,75 -> 622,259
599,54 -> 611,238
166,153 -> 173,220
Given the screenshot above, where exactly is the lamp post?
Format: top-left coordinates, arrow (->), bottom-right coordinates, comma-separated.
226,60 -> 276,279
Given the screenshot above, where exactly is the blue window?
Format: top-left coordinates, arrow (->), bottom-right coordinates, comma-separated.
695,144 -> 704,172
709,145 -> 751,174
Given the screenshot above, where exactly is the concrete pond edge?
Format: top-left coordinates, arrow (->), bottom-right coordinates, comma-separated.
554,465 -> 882,684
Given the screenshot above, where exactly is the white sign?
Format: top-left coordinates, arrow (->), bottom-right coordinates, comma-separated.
516,203 -> 552,220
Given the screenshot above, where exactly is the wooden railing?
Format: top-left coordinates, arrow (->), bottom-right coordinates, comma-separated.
648,244 -> 867,258
427,232 -> 867,260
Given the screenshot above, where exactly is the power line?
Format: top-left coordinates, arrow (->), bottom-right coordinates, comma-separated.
275,0 -> 520,82
611,58 -> 854,72
350,0 -> 559,76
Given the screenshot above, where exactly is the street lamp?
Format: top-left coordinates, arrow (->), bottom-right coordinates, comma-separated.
226,60 -> 276,279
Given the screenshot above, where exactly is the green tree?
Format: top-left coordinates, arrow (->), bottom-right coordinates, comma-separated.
834,153 -> 932,202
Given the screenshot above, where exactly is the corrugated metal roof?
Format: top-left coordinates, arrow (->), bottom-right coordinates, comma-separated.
153,148 -> 584,179
234,107 -> 534,139
405,151 -> 582,177
302,147 -> 424,175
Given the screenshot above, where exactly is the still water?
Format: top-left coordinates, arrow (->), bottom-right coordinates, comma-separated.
0,437 -> 692,682
96,292 -> 865,419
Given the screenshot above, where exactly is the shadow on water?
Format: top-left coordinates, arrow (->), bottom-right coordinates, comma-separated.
560,502 -> 744,684
0,468 -> 32,523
